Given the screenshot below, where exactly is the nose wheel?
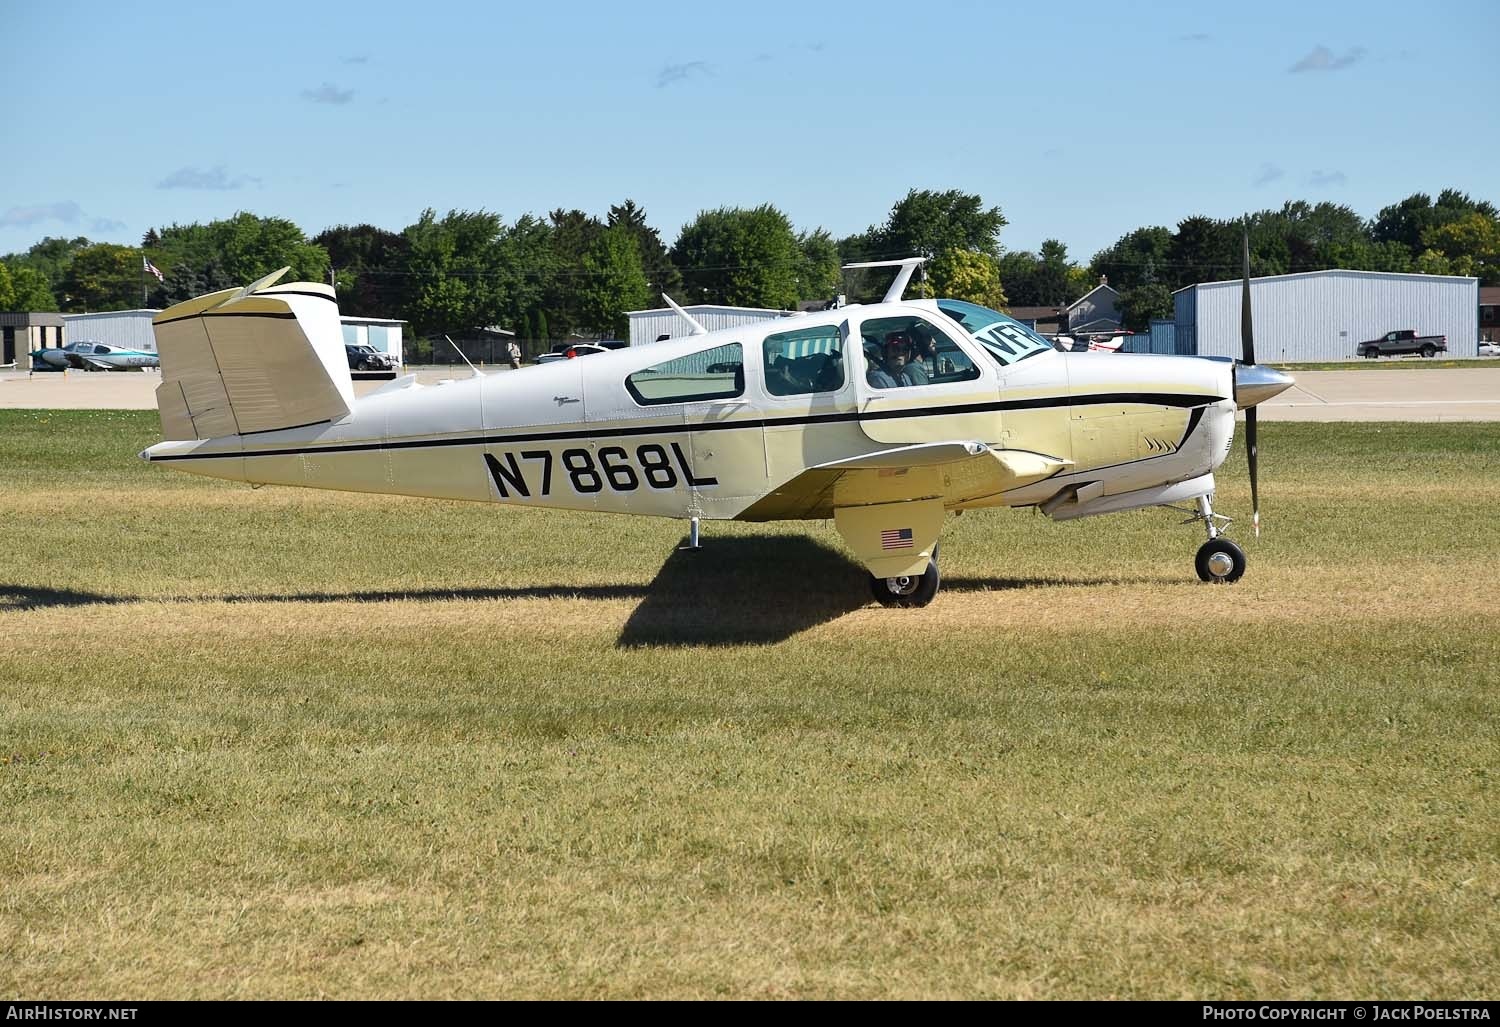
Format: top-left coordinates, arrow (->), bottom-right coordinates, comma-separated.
1170,493 -> 1248,583
1195,538 -> 1246,583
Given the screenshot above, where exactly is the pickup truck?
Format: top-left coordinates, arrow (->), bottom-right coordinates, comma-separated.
1357,329 -> 1447,359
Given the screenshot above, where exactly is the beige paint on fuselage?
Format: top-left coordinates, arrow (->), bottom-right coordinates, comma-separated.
147,307 -> 1235,525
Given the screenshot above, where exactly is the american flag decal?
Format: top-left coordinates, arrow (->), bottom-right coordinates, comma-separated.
880,527 -> 914,550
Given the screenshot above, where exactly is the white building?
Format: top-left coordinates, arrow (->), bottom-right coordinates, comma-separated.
61,309 -> 405,365
62,309 -> 159,351
341,316 -> 406,366
1175,270 -> 1480,362
627,304 -> 791,348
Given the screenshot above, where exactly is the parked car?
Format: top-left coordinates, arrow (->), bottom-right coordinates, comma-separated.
1480,340 -> 1500,358
1356,329 -> 1447,359
345,344 -> 393,371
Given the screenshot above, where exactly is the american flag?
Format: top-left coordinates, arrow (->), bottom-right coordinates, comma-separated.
880,527 -> 914,550
143,257 -> 164,282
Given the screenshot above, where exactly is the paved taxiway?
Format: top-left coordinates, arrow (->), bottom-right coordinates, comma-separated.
2,366 -> 1498,421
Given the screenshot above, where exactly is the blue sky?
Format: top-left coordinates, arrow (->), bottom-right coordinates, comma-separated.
4,0 -> 1496,263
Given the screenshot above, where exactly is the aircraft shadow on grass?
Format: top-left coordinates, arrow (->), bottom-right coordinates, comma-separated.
617,535 -> 868,648
1,561 -> 1172,639
0,584 -> 135,610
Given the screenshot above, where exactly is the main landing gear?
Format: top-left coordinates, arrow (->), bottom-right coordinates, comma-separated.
1173,494 -> 1247,584
869,546 -> 941,608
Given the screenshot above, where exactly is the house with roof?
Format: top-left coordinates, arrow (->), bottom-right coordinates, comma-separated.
1065,279 -> 1124,335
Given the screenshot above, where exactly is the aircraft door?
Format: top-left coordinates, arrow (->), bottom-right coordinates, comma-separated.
680,342 -> 766,520
852,311 -> 999,445
577,340 -> 755,519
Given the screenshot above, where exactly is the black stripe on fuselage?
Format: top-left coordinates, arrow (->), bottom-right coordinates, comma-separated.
148,391 -> 1226,463
257,289 -> 337,303
153,311 -> 299,327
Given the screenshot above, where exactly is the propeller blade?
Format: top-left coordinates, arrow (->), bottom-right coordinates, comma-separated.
1246,406 -> 1260,537
1242,220 -> 1261,536
1241,223 -> 1255,366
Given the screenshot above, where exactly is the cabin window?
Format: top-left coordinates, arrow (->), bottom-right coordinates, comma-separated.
763,324 -> 844,396
625,343 -> 744,405
860,315 -> 979,390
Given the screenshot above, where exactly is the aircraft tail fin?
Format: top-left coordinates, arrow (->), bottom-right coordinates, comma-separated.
151,268 -> 354,441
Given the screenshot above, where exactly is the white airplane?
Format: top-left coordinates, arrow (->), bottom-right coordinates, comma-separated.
32,341 -> 160,372
141,244 -> 1291,607
1046,329 -> 1134,353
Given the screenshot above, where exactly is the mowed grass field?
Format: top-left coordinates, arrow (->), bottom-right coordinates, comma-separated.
1,410 -> 1496,1000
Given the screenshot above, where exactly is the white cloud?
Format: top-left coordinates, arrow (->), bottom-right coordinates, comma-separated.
301,82 -> 355,104
1290,45 -> 1367,73
1254,164 -> 1285,187
0,201 -> 83,227
656,61 -> 709,88
156,165 -> 259,190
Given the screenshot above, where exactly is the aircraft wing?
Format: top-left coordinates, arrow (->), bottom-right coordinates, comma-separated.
77,355 -> 116,371
738,441 -> 1070,521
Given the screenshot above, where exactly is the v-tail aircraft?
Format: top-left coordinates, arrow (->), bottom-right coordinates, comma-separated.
141,241 -> 1292,607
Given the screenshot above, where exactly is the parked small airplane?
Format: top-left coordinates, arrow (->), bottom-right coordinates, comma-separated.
141,238 -> 1291,607
32,341 -> 160,372
1046,329 -> 1134,353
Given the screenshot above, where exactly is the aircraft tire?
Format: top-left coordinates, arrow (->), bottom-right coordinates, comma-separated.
870,559 -> 940,608
1195,538 -> 1246,584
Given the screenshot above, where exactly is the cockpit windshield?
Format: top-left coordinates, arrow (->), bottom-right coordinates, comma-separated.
937,299 -> 1056,367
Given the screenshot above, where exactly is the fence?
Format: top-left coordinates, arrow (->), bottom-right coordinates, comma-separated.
405,336 -> 615,366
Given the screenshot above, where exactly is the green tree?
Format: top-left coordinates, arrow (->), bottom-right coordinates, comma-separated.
1372,190 -> 1497,260
10,265 -> 57,310
1168,216 -> 1238,288
401,208 -> 511,336
2,236 -> 91,301
928,248 -> 1007,309
796,229 -> 840,303
544,208 -> 604,335
576,225 -> 651,338
312,224 -> 410,317
60,243 -> 144,311
1412,249 -> 1453,276
861,189 -> 1007,261
1422,213 -> 1500,283
151,213 -> 329,305
1119,283 -> 1174,330
997,251 -> 1039,306
1033,239 -> 1079,305
212,212 -> 329,284
0,261 -> 55,310
608,200 -> 682,300
670,205 -> 801,309
498,214 -> 554,332
1090,226 -> 1172,293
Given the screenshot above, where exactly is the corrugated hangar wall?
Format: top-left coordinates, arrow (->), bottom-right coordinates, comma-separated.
628,306 -> 789,347
1175,271 -> 1479,362
62,310 -> 160,351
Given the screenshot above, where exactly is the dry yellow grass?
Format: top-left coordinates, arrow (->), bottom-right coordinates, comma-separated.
1,412 -> 1497,999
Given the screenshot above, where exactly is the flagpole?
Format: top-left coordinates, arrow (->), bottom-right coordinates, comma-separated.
142,257 -> 148,306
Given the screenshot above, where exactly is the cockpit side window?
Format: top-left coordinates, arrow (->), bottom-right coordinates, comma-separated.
625,343 -> 744,405
860,315 -> 979,391
937,299 -> 1055,366
762,324 -> 844,397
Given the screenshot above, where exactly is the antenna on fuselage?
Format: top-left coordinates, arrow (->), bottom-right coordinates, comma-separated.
661,293 -> 708,336
841,257 -> 929,303
443,335 -> 486,378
